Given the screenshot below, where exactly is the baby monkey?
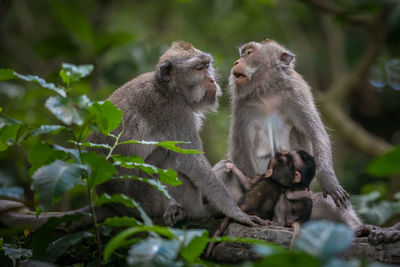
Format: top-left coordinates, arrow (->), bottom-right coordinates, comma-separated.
205,150 -> 316,258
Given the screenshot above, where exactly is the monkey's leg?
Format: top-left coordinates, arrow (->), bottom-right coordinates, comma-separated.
224,162 -> 252,190
310,192 -> 362,231
289,222 -> 301,249
212,159 -> 246,203
204,217 -> 230,259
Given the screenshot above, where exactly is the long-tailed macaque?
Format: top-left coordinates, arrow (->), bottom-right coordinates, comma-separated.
0,41 -> 265,230
205,150 -> 315,258
214,38 -> 362,230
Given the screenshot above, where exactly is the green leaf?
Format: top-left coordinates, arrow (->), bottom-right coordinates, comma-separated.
95,193 -> 152,226
81,152 -> 116,188
0,117 -> 22,151
2,244 -> 32,265
367,145 -> 400,177
0,69 -> 66,96
52,144 -> 81,163
293,221 -> 354,261
89,101 -> 123,134
117,175 -> 171,199
32,160 -> 87,211
104,226 -> 176,261
31,214 -> 84,259
127,237 -> 180,267
113,155 -> 181,186
103,216 -> 141,227
172,229 -> 209,263
59,63 -> 94,85
0,186 -> 24,200
28,143 -> 68,175
45,95 -> 90,125
46,231 -> 93,262
20,125 -> 65,142
71,141 -> 111,149
119,140 -> 202,154
0,69 -> 17,82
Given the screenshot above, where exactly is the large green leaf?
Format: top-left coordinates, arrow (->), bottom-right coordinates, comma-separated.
171,229 -> 209,263
293,220 -> 354,261
45,95 -> 90,125
95,193 -> 152,226
127,237 -> 181,267
32,160 -> 87,211
2,244 -> 32,265
367,145 -> 400,177
119,140 -> 202,154
0,117 -> 22,151
46,231 -> 93,262
0,69 -> 66,97
112,155 -> 181,186
31,214 -> 85,259
104,226 -> 176,261
88,101 -> 123,134
103,216 -> 141,227
59,63 -> 94,86
0,186 -> 24,200
28,143 -> 68,175
118,175 -> 171,199
81,152 -> 116,188
352,191 -> 400,225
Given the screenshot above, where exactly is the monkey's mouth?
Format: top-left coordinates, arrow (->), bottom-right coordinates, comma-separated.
233,71 -> 246,81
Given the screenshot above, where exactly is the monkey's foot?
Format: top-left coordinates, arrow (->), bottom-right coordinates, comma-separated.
163,203 -> 186,227
368,228 -> 400,245
354,224 -> 381,237
224,162 -> 235,172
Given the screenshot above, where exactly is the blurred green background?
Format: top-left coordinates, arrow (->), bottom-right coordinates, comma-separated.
0,0 -> 399,210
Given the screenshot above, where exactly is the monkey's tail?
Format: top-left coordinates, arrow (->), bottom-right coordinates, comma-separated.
204,217 -> 230,259
289,222 -> 301,249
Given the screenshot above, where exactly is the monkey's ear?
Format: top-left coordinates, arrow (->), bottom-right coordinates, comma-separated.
293,171 -> 301,183
159,61 -> 172,83
265,169 -> 273,178
280,52 -> 295,66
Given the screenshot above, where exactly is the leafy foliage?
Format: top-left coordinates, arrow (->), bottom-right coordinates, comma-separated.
367,145 -> 400,177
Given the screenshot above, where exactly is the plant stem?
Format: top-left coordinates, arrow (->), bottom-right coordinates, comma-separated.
88,187 -> 102,267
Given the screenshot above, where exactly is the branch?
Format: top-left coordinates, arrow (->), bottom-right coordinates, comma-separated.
296,0 -> 373,29
317,97 -> 392,157
325,9 -> 389,103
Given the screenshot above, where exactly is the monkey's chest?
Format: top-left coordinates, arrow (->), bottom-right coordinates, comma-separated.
253,112 -> 292,173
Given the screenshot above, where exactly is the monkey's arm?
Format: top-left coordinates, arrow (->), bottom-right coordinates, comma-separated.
286,87 -> 349,207
174,152 -> 265,227
228,108 -> 257,178
224,162 -> 252,190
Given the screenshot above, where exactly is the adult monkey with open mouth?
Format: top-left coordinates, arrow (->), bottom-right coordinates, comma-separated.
215,39 -> 362,230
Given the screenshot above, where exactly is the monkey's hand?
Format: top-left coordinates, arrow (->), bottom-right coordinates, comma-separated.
231,211 -> 266,227
354,224 -> 380,237
163,202 -> 186,227
319,173 -> 350,208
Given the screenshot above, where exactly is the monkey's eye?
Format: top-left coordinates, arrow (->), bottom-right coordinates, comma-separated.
244,49 -> 253,56
194,64 -> 205,70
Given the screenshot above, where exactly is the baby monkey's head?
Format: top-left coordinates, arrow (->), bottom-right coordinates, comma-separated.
265,150 -> 316,189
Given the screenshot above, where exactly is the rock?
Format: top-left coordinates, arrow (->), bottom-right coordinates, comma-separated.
209,223 -> 400,264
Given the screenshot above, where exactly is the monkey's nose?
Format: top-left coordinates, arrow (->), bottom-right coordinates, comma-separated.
234,60 -> 239,66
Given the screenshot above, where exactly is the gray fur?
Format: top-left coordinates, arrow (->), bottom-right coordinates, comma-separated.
219,39 -> 362,229
91,41 -> 264,227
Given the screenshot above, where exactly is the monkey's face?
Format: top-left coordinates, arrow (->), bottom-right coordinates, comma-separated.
229,39 -> 295,100
156,41 -> 222,112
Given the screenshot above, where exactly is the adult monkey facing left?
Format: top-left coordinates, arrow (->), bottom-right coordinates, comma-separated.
0,41 -> 265,229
